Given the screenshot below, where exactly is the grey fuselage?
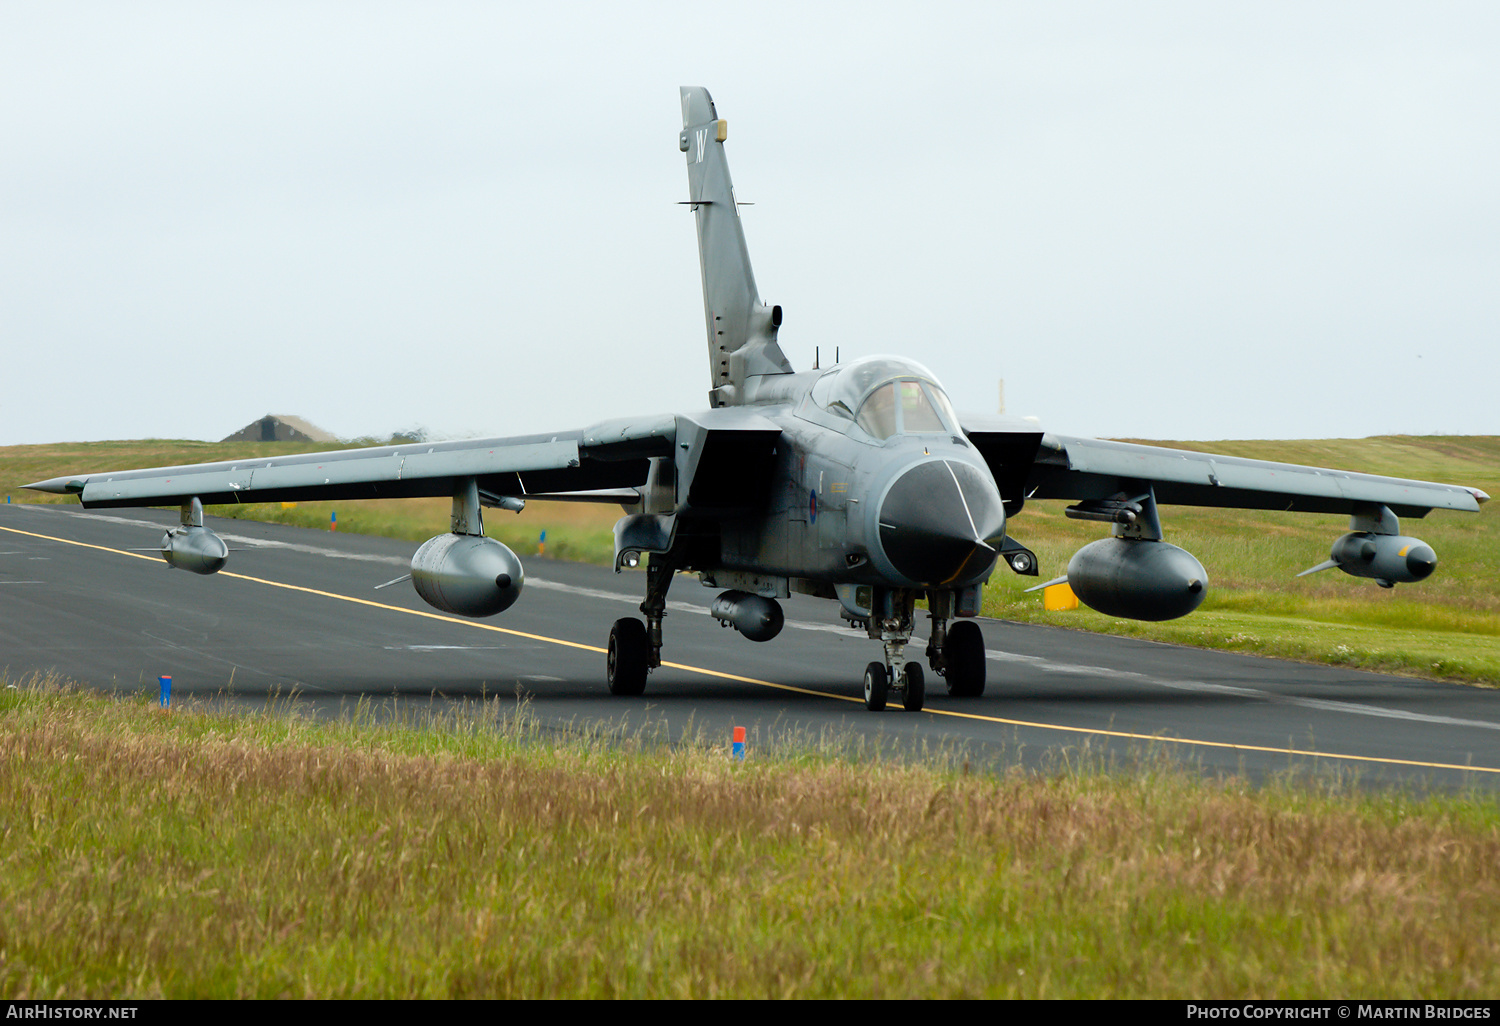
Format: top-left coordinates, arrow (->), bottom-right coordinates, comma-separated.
623,357 -> 1010,614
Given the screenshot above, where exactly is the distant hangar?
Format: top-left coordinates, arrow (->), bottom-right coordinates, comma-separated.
221,415 -> 336,444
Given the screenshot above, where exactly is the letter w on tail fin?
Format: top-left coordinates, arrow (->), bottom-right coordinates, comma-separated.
680,86 -> 791,407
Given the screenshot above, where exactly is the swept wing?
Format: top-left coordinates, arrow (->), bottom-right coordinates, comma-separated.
1023,433 -> 1485,518
25,430 -> 648,509
24,407 -> 786,514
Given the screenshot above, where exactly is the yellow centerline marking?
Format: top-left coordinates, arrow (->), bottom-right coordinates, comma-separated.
5,518 -> 1498,777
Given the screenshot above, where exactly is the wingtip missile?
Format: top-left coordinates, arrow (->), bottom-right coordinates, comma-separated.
159,525 -> 229,574
1300,533 -> 1437,586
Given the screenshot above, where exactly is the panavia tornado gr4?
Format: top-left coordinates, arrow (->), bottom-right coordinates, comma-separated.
28,88 -> 1488,712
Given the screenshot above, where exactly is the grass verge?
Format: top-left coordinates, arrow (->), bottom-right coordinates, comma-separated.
2,676 -> 1498,998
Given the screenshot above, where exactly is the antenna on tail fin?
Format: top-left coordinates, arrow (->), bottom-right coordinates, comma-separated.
680,86 -> 792,407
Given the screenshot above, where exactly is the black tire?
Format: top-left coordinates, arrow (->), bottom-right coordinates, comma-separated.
902,661 -> 925,712
944,620 -> 986,697
607,617 -> 649,696
863,661 -> 888,712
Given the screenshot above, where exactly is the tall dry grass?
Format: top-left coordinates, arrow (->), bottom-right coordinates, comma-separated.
2,677 -> 1498,998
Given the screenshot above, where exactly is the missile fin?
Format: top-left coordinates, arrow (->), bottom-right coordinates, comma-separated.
1024,575 -> 1070,594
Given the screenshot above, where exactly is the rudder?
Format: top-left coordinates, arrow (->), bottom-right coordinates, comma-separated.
680,87 -> 791,407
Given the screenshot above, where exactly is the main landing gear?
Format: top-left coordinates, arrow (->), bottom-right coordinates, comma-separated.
607,555 -> 676,696
605,571 -> 987,714
607,617 -> 649,696
922,591 -> 987,699
930,620 -> 985,698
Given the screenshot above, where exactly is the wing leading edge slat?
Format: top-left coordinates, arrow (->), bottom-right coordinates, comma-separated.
26,431 -> 655,509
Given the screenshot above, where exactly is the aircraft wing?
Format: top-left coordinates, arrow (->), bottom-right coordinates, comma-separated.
1022,433 -> 1486,518
25,428 -> 662,509
24,407 -> 784,513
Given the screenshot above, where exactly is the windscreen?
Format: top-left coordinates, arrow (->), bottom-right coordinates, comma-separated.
811,357 -> 958,439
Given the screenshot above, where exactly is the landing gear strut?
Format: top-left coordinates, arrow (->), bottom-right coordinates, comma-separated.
925,592 -> 986,698
860,589 -> 926,712
606,553 -> 679,697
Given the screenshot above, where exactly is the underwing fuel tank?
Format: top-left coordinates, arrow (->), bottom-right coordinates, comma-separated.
710,590 -> 785,642
1324,532 -> 1437,586
410,534 -> 524,617
1066,538 -> 1208,622
159,525 -> 229,575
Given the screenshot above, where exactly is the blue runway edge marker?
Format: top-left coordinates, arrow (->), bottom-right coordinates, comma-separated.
159,675 -> 171,708
732,726 -> 746,760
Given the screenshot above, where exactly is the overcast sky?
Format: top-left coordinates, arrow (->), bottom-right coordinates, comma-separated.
4,2 -> 1497,446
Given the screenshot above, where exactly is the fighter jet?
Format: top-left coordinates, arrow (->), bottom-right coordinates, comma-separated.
27,87 -> 1487,712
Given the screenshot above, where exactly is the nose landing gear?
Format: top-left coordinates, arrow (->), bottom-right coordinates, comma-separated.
861,601 -> 928,711
862,659 -> 926,712
863,660 -> 926,712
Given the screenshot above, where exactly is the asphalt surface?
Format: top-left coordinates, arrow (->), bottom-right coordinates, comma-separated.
2,502 -> 1497,791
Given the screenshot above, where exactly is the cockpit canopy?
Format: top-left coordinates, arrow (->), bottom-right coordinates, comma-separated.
808,356 -> 960,440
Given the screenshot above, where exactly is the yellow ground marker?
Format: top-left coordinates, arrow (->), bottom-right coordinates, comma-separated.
1043,582 -> 1079,611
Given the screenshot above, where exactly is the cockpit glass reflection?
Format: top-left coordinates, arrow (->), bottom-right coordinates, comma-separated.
898,381 -> 946,433
856,383 -> 898,439
811,356 -> 956,439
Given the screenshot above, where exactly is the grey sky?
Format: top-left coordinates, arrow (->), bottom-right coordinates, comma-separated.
4,2 -> 1496,446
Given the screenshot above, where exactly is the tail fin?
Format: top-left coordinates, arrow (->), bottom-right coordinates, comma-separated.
680,87 -> 792,406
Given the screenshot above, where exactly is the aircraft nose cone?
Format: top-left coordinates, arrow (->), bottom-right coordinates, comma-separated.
878,460 -> 1005,586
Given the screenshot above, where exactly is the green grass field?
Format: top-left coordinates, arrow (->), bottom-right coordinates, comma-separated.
5,434 -> 1496,683
2,678 -> 1497,999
